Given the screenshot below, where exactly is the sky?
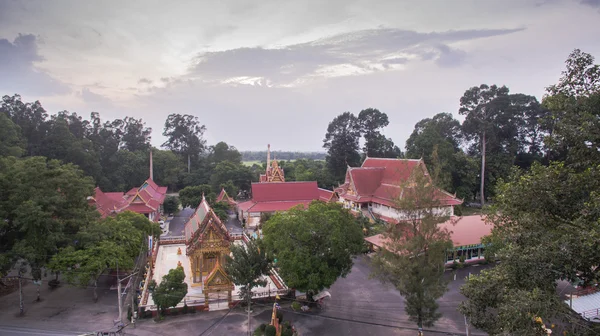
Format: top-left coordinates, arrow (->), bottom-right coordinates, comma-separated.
1,0 -> 599,151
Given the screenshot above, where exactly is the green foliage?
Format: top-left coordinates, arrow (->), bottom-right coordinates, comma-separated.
358,108 -> 402,158
210,161 -> 254,194
276,309 -> 283,322
0,112 -> 26,157
0,156 -> 97,276
323,112 -> 362,181
224,239 -> 272,302
291,301 -> 301,311
264,325 -> 277,336
151,265 -> 188,315
163,196 -> 180,214
263,201 -> 364,294
162,113 -> 206,171
179,185 -> 214,208
370,156 -> 453,329
210,201 -> 229,221
209,142 -> 242,165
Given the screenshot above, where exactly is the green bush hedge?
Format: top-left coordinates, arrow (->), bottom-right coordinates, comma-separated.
265,325 -> 277,336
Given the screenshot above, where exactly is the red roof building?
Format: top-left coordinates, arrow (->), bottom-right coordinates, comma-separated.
237,181 -> 337,228
335,157 -> 462,223
365,215 -> 492,264
216,188 -> 237,207
88,178 -> 167,222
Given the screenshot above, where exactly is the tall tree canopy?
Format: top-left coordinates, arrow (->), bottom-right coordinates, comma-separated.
0,156 -> 98,277
150,265 -> 188,316
262,201 -> 364,294
224,239 -> 272,304
460,49 -> 600,336
162,113 -> 206,172
358,108 -> 401,158
323,112 -> 362,181
0,112 -> 26,157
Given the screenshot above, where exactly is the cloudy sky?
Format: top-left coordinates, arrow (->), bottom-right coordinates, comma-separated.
1,0 -> 599,151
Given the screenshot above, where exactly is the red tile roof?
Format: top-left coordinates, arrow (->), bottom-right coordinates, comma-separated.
251,182 -> 319,202
216,188 -> 237,206
91,178 -> 167,220
365,215 -> 491,248
337,158 -> 462,208
318,188 -> 337,202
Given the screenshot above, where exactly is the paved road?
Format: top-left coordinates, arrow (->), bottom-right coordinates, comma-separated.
224,211 -> 243,234
0,325 -> 85,336
164,207 -> 194,237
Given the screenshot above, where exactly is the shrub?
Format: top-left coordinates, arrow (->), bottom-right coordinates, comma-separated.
265,325 -> 277,336
182,303 -> 189,314
281,329 -> 293,336
454,205 -> 463,216
276,310 -> 284,323
459,254 -> 466,263
259,324 -> 267,331
253,324 -> 266,336
291,301 -> 301,311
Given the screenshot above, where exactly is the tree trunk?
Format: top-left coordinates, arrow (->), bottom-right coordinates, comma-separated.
36,283 -> 40,302
187,154 -> 191,174
93,279 -> 98,303
19,275 -> 24,315
480,131 -> 486,207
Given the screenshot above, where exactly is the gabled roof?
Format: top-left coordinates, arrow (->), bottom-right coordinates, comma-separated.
90,178 -> 167,220
336,158 -> 461,207
184,195 -> 230,247
204,259 -> 232,289
238,182 -> 334,213
251,181 -> 319,202
216,188 -> 237,206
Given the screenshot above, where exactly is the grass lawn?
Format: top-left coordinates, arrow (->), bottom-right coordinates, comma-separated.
460,206 -> 484,216
242,160 -> 263,166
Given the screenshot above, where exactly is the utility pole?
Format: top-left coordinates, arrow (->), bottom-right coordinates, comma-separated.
247,283 -> 251,336
18,273 -> 24,316
131,283 -> 136,328
116,271 -> 138,325
464,315 -> 470,336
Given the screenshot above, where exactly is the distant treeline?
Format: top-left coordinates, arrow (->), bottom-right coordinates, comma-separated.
241,151 -> 326,162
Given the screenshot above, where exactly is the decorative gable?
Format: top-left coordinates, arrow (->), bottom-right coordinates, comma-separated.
204,260 -> 232,290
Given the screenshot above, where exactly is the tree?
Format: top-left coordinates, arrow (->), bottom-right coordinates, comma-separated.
210,201 -> 230,222
323,112 -> 361,182
150,265 -> 188,316
210,161 -> 254,195
224,239 -> 272,305
357,108 -> 402,158
163,196 -> 180,215
262,201 -> 364,295
152,148 -> 186,190
208,141 -> 242,165
121,116 -> 151,152
0,112 -> 26,157
459,84 -> 510,206
162,114 -> 206,173
459,51 -> 600,335
0,156 -> 97,280
0,94 -> 48,156
370,149 -> 453,330
179,185 -> 214,208
543,49 -> 600,167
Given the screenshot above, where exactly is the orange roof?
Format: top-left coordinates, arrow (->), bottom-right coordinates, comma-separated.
216,188 -> 237,206
252,182 -> 319,202
91,178 -> 167,220
365,215 -> 491,248
336,158 -> 462,208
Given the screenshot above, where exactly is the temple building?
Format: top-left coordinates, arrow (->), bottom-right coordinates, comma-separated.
237,181 -> 337,227
88,150 -> 167,222
364,215 -> 492,264
215,187 -> 237,208
259,144 -> 285,183
139,196 -> 287,314
335,157 -> 462,224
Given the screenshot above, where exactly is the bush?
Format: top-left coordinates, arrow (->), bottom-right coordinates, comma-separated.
459,254 -> 466,263
281,329 -> 293,336
454,205 -> 463,216
276,309 -> 284,323
259,324 -> 267,331
265,325 -> 277,336
163,196 -> 180,214
182,304 -> 189,314
291,301 -> 301,311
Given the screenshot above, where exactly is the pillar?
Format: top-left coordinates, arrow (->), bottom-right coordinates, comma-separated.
204,291 -> 209,310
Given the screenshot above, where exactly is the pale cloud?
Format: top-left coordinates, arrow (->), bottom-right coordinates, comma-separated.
0,0 -> 599,151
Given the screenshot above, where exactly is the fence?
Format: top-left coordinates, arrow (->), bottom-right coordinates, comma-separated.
582,308 -> 600,320
160,235 -> 186,245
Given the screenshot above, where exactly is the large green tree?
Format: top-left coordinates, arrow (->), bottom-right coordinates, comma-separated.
262,201 -> 364,295
357,108 -> 402,158
150,265 -> 188,316
370,151 -> 453,330
162,114 -> 206,173
323,112 -> 362,182
208,141 -> 242,165
459,49 -> 600,336
179,185 -> 215,208
458,84 -> 510,206
0,94 -> 48,156
224,239 -> 272,305
0,156 -> 97,282
0,112 -> 26,157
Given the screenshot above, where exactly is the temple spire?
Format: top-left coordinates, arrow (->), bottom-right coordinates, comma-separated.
267,144 -> 271,169
149,148 -> 154,180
